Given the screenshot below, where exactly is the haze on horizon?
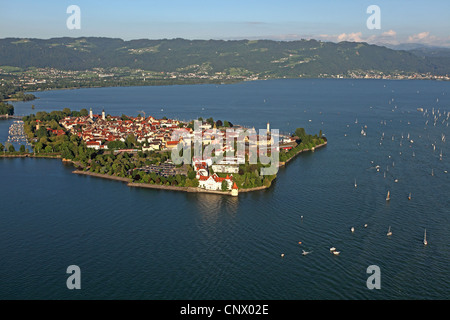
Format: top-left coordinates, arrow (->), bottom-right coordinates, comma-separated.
1,0 -> 450,48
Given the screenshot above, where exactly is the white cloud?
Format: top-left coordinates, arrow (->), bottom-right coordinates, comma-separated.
337,32 -> 363,42
382,30 -> 396,37
231,30 -> 450,48
407,31 -> 431,42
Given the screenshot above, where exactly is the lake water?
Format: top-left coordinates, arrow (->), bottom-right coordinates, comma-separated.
0,79 -> 449,299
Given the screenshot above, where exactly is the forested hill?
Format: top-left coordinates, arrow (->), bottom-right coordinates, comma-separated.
1,37 -> 449,77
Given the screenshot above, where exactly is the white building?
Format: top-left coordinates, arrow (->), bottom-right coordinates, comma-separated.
198,173 -> 233,191
211,164 -> 239,174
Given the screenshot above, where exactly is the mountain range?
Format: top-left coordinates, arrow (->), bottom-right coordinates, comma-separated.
1,37 -> 449,77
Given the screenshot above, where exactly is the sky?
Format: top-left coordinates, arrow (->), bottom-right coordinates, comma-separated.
1,0 -> 450,47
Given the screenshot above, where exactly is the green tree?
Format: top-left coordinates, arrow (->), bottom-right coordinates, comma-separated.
36,127 -> 48,138
8,144 -> 15,152
295,128 -> 306,140
19,145 -> 25,153
80,109 -> 89,117
125,134 -> 137,149
187,170 -> 196,180
221,180 -> 228,191
0,143 -> 4,152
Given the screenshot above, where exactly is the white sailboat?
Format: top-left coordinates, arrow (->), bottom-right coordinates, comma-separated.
423,229 -> 428,245
387,226 -> 392,236
354,179 -> 357,188
386,191 -> 390,201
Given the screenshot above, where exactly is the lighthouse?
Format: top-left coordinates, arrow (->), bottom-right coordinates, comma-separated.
231,182 -> 239,197
267,121 -> 270,133
102,109 -> 106,120
89,108 -> 93,119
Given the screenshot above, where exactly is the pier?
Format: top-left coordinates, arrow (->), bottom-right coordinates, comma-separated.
0,114 -> 24,120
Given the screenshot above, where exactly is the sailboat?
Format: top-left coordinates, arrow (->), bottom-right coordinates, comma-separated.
431,168 -> 434,176
386,191 -> 390,201
387,226 -> 392,236
423,229 -> 428,245
408,193 -> 412,200
354,179 -> 357,188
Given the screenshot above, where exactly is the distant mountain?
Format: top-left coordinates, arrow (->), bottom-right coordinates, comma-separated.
1,37 -> 449,77
382,42 -> 450,58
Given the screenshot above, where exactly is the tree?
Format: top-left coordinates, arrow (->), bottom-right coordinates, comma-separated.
125,134 -> 137,149
107,140 -> 126,150
0,102 -> 14,115
216,120 -> 223,127
8,144 -> 15,152
34,142 -> 44,153
0,143 -> 4,152
19,145 -> 25,153
221,180 -> 228,191
80,109 -> 89,117
36,127 -> 49,138
295,128 -> 306,140
187,170 -> 196,180
61,147 -> 74,160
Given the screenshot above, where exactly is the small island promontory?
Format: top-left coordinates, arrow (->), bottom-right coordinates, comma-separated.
2,108 -> 327,196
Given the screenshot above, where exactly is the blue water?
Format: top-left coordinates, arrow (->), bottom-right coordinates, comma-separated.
1,79 -> 449,299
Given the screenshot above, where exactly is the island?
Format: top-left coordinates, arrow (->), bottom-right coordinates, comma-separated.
1,108 -> 327,196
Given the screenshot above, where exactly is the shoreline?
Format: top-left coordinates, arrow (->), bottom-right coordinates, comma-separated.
279,141 -> 327,167
72,170 -> 132,183
71,141 -> 327,196
0,153 -> 61,159
2,141 -> 327,195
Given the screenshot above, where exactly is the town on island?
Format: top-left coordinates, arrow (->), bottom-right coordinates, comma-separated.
1,107 -> 327,196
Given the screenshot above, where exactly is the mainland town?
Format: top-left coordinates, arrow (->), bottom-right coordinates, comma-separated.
2,66 -> 449,103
